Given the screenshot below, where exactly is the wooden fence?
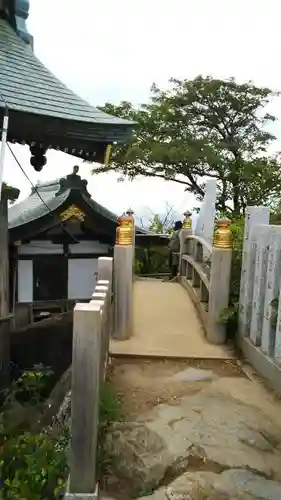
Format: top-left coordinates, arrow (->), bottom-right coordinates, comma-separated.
66,256 -> 113,499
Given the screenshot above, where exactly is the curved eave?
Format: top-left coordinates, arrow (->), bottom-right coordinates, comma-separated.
0,18 -> 136,159
8,190 -> 69,234
8,185 -> 148,242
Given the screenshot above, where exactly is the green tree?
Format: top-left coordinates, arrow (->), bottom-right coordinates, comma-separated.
139,203 -> 176,234
93,76 -> 281,216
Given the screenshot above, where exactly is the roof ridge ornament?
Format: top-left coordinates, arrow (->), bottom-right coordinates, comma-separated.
10,0 -> 33,46
55,166 -> 91,197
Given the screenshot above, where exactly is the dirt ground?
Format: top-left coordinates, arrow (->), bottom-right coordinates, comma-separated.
104,357 -> 281,500
108,357 -> 246,420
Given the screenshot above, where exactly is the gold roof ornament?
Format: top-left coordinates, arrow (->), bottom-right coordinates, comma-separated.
115,213 -> 133,246
183,211 -> 192,229
214,218 -> 232,249
60,204 -> 85,222
126,208 -> 135,227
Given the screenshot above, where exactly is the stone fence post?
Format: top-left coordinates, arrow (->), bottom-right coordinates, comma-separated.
97,256 -> 113,283
238,206 -> 270,339
207,219 -> 232,345
67,302 -> 102,499
180,211 -> 193,274
113,212 -> 134,340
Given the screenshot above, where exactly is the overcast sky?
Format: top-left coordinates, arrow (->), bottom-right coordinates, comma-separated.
3,0 -> 281,218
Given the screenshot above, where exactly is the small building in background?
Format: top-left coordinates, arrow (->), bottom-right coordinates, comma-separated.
8,168 -> 158,327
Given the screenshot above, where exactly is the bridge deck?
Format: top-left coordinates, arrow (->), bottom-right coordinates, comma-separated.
110,279 -> 234,359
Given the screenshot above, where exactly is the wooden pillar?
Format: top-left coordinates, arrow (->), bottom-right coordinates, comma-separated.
0,193 -> 10,387
207,219 -> 232,345
0,194 -> 9,316
113,213 -> 134,340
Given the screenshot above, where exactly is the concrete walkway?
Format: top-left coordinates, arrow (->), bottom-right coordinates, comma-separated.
110,279 -> 234,359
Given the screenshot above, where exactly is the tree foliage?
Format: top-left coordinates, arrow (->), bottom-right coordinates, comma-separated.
139,203 -> 176,234
94,76 -> 281,215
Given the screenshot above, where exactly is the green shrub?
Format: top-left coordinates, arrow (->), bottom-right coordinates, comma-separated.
135,246 -> 169,275
0,370 -> 122,499
0,430 -> 69,499
97,381 -> 122,482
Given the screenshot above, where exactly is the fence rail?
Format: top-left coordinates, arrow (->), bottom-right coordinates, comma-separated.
179,230 -> 232,345
66,257 -> 113,499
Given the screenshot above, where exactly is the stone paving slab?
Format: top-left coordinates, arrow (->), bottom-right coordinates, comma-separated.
110,280 -> 234,359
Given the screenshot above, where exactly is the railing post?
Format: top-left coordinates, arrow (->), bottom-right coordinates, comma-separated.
207,219 -> 232,344
238,206 -> 269,339
113,213 -> 134,340
66,302 -> 102,499
180,211 -> 192,274
97,256 -> 113,283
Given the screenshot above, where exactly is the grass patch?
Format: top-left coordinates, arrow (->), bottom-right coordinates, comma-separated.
97,381 -> 123,483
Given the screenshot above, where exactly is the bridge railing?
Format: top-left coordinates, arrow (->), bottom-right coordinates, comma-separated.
65,256 -> 113,500
179,220 -> 232,345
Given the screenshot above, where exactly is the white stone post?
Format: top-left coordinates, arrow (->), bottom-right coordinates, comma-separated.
207,219 -> 232,345
97,256 -> 113,283
113,213 -> 134,340
238,206 -> 269,339
261,226 -> 281,356
67,302 -> 102,498
179,211 -> 193,275
195,179 -> 217,247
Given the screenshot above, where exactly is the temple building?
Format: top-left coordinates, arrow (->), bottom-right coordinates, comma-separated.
8,168 -> 152,325
0,0 -> 135,384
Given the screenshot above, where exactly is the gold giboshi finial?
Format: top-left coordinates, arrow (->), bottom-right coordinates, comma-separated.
126,208 -> 135,225
214,218 -> 232,249
115,212 -> 134,246
183,211 -> 192,229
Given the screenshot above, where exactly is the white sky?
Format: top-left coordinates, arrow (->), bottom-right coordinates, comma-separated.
3,0 -> 281,218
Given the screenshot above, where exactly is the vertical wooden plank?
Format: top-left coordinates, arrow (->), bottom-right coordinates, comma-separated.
69,302 -> 102,494
0,195 -> 10,387
0,195 -> 9,316
249,225 -> 270,345
238,206 -> 269,338
262,227 -> 281,356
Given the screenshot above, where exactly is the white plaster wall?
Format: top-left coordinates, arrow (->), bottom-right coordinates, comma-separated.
68,259 -> 98,299
18,260 -> 33,302
69,241 -> 110,254
18,241 -> 63,255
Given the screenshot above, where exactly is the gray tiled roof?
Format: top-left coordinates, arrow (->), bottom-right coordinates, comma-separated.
8,176 -> 148,234
0,19 -> 132,127
8,179 -> 69,229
